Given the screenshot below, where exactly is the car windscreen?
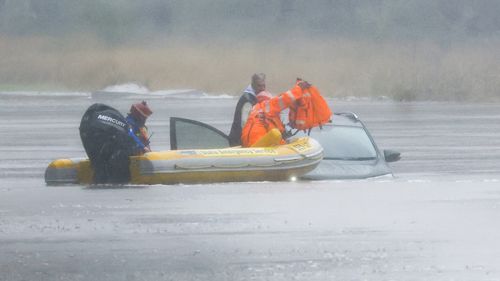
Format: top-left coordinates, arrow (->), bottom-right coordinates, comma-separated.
308,126 -> 377,160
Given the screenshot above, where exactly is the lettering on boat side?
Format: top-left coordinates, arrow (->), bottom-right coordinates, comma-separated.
291,141 -> 311,153
178,149 -> 278,157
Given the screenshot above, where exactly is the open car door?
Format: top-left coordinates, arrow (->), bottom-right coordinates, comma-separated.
170,117 -> 230,150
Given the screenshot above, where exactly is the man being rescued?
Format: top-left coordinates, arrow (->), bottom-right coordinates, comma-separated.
241,78 -> 331,147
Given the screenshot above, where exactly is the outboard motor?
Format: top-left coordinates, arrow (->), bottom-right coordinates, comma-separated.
79,103 -> 135,183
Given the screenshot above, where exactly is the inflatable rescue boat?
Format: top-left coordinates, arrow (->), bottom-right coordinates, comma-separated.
45,137 -> 323,185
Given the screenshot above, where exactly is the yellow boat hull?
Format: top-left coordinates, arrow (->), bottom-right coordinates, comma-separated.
45,137 -> 323,185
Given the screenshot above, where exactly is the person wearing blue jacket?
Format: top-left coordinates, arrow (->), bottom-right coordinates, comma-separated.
126,101 -> 153,154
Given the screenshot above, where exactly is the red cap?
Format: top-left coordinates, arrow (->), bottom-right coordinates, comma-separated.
130,101 -> 152,121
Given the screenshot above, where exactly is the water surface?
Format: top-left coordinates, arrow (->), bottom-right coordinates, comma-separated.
1,92 -> 499,280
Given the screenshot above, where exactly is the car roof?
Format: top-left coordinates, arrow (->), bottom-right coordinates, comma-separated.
328,112 -> 364,128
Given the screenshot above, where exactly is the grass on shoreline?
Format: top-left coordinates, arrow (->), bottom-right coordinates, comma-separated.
1,36 -> 499,101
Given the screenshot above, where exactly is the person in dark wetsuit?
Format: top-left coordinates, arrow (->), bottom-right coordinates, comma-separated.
79,101 -> 152,184
228,73 -> 266,146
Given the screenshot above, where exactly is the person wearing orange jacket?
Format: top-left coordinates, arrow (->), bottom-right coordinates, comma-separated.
241,79 -> 311,147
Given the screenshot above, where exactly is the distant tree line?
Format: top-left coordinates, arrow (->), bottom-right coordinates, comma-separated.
1,0 -> 499,44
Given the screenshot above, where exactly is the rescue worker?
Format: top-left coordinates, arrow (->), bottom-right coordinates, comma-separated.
228,73 -> 266,146
126,101 -> 153,153
79,101 -> 153,184
241,79 -> 311,147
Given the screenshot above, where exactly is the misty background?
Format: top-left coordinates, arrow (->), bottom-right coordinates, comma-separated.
0,0 -> 499,101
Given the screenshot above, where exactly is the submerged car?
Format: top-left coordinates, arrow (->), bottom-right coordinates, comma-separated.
169,112 -> 400,180
294,112 -> 400,179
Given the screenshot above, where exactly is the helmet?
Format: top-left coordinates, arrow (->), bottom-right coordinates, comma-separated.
256,91 -> 272,103
130,101 -> 152,122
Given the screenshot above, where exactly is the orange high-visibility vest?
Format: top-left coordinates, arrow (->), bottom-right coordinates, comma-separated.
288,85 -> 332,131
241,85 -> 304,147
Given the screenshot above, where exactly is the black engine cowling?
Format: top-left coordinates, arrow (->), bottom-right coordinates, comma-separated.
79,103 -> 135,184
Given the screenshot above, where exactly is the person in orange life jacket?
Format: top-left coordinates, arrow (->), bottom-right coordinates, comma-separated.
126,101 -> 152,154
241,79 -> 312,147
228,73 -> 266,146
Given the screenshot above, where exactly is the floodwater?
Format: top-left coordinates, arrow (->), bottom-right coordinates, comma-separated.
1,91 -> 500,281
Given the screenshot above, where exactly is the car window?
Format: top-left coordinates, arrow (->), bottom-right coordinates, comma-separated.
306,126 -> 377,160
170,117 -> 229,150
